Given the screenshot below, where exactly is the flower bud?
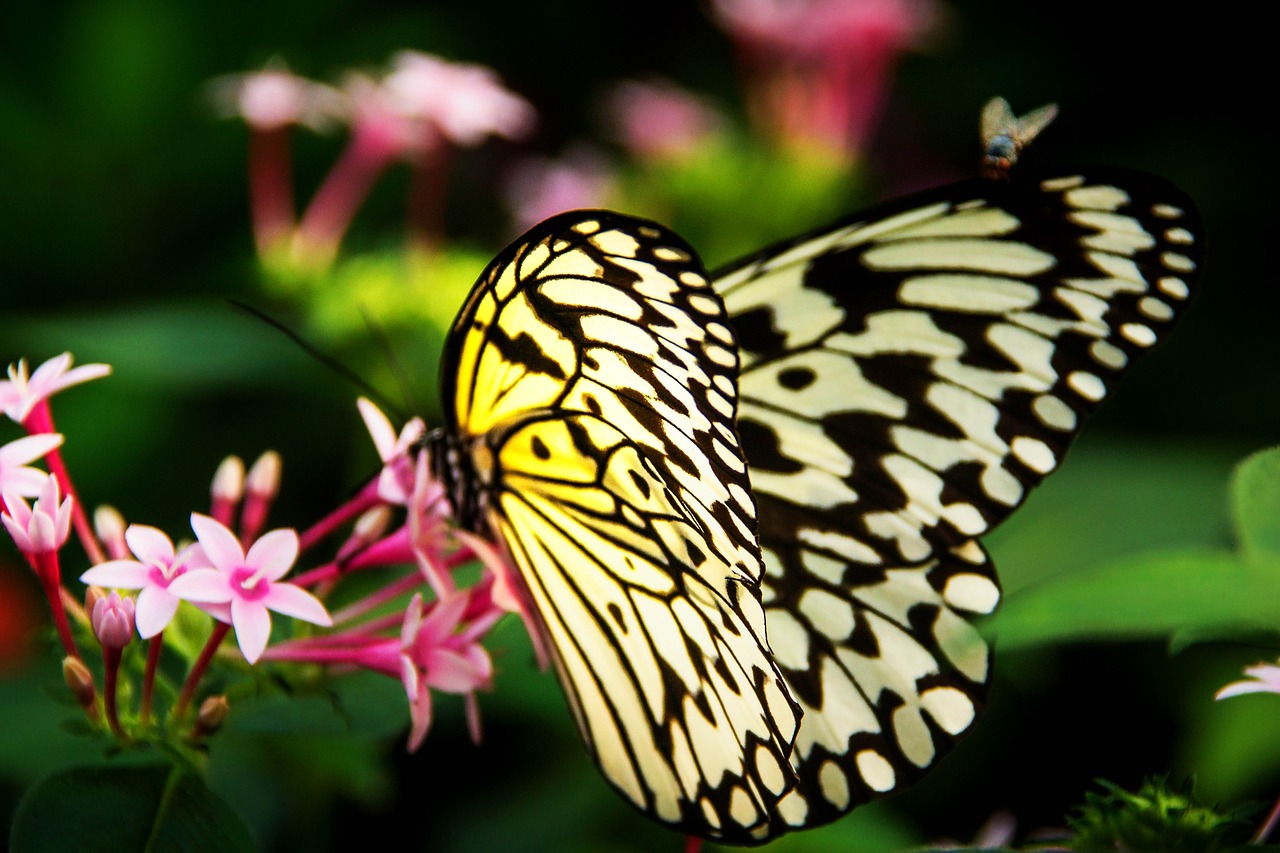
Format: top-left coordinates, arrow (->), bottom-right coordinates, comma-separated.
211,455 -> 245,504
93,505 -> 128,560
192,694 -> 230,739
61,655 -> 96,709
83,585 -> 107,617
246,450 -> 282,500
91,591 -> 136,649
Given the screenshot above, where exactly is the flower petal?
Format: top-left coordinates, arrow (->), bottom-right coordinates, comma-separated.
168,569 -> 233,603
191,513 -> 245,571
0,433 -> 64,467
125,524 -> 175,565
261,582 -> 332,626
358,397 -> 397,460
135,586 -> 181,638
80,560 -> 151,588
425,648 -> 488,692
231,598 -> 272,664
245,528 -> 299,580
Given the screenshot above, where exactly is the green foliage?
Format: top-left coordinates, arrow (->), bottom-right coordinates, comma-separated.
9,762 -> 253,853
992,445 -> 1280,651
1066,777 -> 1253,853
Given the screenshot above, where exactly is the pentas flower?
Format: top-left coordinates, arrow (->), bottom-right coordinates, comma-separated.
80,525 -> 204,638
400,592 -> 497,750
209,62 -> 344,132
0,433 -> 64,499
604,79 -> 724,161
2,475 -> 73,556
383,51 -> 536,148
504,149 -> 616,234
358,398 -> 425,505
168,514 -> 331,664
0,353 -> 110,428
1216,661 -> 1280,700
91,591 -> 136,650
710,0 -> 938,156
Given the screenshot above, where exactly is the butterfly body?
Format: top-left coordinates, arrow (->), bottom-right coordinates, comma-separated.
430,167 -> 1202,842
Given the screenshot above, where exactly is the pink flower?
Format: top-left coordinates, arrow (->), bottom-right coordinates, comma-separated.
710,0 -> 938,155
1216,661 -> 1280,700
208,62 -> 344,132
503,148 -> 616,233
168,514 -> 331,664
91,591 -> 136,649
399,592 -> 496,750
2,475 -> 73,555
383,51 -> 536,148
358,398 -> 425,505
0,433 -> 64,498
80,525 -> 203,638
1,353 -> 110,427
604,79 -> 724,161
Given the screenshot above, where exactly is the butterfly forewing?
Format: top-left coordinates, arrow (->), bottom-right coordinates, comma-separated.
435,211 -> 800,843
713,169 -> 1202,830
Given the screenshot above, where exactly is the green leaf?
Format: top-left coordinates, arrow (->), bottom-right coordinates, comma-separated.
9,762 -> 253,853
993,550 -> 1280,649
1231,445 -> 1280,559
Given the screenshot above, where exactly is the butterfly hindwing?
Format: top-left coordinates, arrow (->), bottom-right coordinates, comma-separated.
435,211 -> 800,842
713,168 -> 1202,828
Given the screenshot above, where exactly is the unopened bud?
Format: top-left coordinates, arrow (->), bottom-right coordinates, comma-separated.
192,694 -> 230,739
211,455 -> 245,504
246,451 -> 282,499
62,656 -> 96,709
91,591 -> 136,649
93,505 -> 129,560
84,585 -> 107,617
337,505 -> 393,562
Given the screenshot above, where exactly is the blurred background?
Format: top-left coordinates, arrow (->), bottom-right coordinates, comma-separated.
0,1 -> 1273,851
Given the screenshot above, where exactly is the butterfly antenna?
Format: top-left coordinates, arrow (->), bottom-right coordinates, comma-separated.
226,299 -> 406,419
358,304 -> 422,420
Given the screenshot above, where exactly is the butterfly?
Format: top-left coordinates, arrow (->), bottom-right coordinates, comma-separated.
426,166 -> 1201,843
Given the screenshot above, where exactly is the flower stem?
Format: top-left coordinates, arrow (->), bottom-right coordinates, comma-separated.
298,485 -> 381,554
102,645 -> 125,739
141,633 -> 163,726
35,552 -> 80,660
249,126 -> 295,259
175,622 -> 230,720
41,442 -> 105,566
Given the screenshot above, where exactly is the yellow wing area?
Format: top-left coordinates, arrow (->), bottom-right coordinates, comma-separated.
489,412 -> 797,842
437,210 -> 801,842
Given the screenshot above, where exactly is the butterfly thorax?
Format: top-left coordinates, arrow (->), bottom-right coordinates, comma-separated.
425,426 -> 491,534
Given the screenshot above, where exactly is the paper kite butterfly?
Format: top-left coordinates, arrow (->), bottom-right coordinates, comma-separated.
425,116 -> 1203,844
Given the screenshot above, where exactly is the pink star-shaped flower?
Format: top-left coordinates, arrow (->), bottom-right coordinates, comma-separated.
400,592 -> 495,750
383,51 -> 536,148
168,514 -> 331,664
358,397 -> 425,505
1216,660 -> 1280,700
1,353 -> 110,426
208,62 -> 344,132
80,525 -> 204,638
0,434 -> 64,499
2,474 -> 72,555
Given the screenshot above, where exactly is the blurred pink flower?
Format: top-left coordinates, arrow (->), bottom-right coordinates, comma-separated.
209,63 -> 344,132
504,148 -> 616,233
168,514 -> 331,664
604,79 -> 724,161
1216,660 -> 1280,700
80,525 -> 204,638
383,51 -> 536,148
710,0 -> 939,156
1,353 -> 110,428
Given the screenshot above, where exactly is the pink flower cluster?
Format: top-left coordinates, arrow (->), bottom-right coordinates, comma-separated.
215,51 -> 536,267
1,353 -> 527,752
